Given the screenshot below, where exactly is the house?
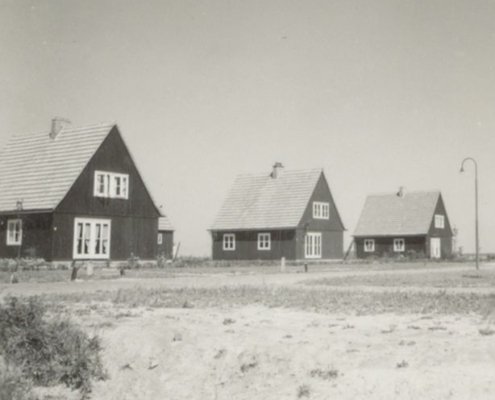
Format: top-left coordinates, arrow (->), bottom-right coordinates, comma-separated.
210,163 -> 345,260
157,216 -> 174,259
0,119 -> 172,262
353,189 -> 453,259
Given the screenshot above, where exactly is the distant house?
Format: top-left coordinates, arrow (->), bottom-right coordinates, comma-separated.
0,120 -> 173,262
157,216 -> 174,259
353,189 -> 453,259
210,163 -> 345,260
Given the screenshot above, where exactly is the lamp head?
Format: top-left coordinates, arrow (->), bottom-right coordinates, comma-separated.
459,166 -> 464,173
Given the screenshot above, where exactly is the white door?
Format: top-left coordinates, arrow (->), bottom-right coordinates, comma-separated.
430,238 -> 441,259
305,232 -> 322,259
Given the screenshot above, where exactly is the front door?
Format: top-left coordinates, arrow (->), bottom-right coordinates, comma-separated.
430,238 -> 441,259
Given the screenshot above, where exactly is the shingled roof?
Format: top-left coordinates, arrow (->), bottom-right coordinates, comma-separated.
353,190 -> 441,237
210,168 -> 323,231
0,122 -> 115,212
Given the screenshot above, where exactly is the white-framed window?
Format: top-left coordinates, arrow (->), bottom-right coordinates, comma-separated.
364,239 -> 375,252
393,238 -> 405,252
94,171 -> 129,199
313,202 -> 330,219
305,232 -> 322,258
257,233 -> 271,250
157,233 -> 163,245
73,218 -> 111,259
434,214 -> 445,229
223,233 -> 235,251
6,219 -> 22,246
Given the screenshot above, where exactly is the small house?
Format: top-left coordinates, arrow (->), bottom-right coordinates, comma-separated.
353,189 -> 453,259
0,120 -> 173,262
210,163 -> 345,260
157,216 -> 174,259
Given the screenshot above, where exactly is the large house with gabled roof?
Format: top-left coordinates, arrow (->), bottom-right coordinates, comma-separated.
353,189 -> 453,259
210,163 -> 345,260
0,119 -> 173,262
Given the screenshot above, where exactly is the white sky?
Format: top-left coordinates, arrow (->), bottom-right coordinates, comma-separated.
1,0 -> 494,256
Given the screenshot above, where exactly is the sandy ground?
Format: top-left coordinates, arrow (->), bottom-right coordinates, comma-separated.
79,305 -> 495,400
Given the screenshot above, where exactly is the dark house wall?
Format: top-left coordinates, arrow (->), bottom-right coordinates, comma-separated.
426,196 -> 453,258
296,173 -> 345,259
52,126 -> 160,261
355,236 -> 427,258
157,231 -> 174,259
212,230 -> 297,260
0,213 -> 53,260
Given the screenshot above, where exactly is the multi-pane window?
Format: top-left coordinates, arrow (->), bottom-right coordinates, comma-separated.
94,171 -> 129,199
393,238 -> 405,252
158,233 -> 163,245
364,239 -> 375,252
313,202 -> 330,219
223,234 -> 235,251
6,219 -> 22,246
73,218 -> 111,259
305,232 -> 322,258
257,233 -> 271,250
434,214 -> 445,229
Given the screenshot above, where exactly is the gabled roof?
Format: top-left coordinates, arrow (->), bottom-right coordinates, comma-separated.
158,216 -> 174,231
210,168 -> 323,231
353,190 -> 442,237
0,123 -> 114,212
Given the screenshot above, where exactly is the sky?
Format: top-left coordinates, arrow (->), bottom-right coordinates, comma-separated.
1,0 -> 495,256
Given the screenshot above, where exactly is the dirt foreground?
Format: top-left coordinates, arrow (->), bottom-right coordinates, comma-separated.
86,305 -> 495,400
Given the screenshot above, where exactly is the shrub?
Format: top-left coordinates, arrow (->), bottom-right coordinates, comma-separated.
0,357 -> 35,400
0,297 -> 106,396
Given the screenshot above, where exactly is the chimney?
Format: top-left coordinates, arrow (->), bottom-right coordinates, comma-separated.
50,117 -> 70,139
396,186 -> 405,198
271,162 -> 284,179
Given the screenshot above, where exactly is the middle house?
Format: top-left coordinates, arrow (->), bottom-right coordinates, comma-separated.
210,163 -> 345,260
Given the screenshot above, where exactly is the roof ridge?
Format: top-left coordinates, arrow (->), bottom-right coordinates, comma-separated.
7,121 -> 116,138
366,189 -> 441,198
236,167 -> 323,178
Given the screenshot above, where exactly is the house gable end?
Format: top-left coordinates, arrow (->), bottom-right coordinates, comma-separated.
297,172 -> 345,231
427,194 -> 453,237
55,126 -> 160,218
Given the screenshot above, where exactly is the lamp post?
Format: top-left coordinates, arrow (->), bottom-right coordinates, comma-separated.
459,157 -> 479,270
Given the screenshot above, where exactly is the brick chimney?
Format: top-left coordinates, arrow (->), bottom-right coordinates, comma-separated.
396,186 -> 405,198
271,162 -> 284,179
50,117 -> 70,139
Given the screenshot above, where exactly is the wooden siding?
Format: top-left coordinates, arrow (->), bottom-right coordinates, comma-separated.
426,195 -> 453,258
56,126 -> 160,219
212,230 -> 297,260
157,231 -> 174,259
296,173 -> 345,259
355,236 -> 427,258
0,213 -> 53,260
51,213 -> 157,261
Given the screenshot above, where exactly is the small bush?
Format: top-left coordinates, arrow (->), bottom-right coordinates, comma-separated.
0,297 -> 106,396
0,357 -> 35,400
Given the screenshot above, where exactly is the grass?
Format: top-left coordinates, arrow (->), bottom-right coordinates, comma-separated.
305,269 -> 495,289
38,285 -> 494,316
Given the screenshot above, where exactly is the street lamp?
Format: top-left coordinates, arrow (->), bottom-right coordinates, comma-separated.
459,157 -> 479,270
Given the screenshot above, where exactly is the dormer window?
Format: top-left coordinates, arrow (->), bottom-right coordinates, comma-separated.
94,171 -> 129,199
313,201 -> 330,219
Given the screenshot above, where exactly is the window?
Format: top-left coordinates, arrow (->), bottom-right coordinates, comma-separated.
73,218 -> 111,259
393,238 -> 405,252
223,234 -> 235,251
305,232 -> 322,258
6,219 -> 22,246
157,233 -> 163,245
257,233 -> 271,250
364,239 -> 375,252
435,214 -> 445,229
94,171 -> 129,199
313,202 -> 330,219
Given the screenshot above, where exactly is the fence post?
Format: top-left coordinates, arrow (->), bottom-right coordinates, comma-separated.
280,257 -> 286,272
